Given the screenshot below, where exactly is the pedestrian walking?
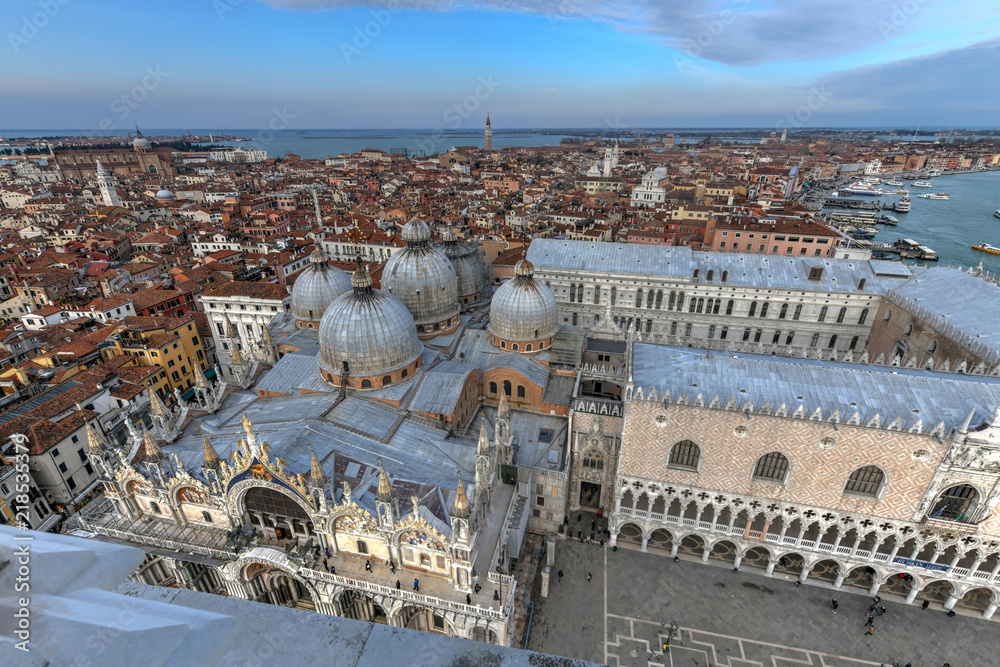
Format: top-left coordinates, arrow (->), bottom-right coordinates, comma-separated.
390,561 -> 396,574
577,513 -> 582,522
873,595 -> 881,604
588,572 -> 592,582
600,539 -> 605,550
413,578 -> 419,591
598,508 -> 603,519
475,583 -> 481,595
795,580 -> 801,587
922,600 -> 930,610
494,589 -> 500,601
865,616 -> 874,627
395,580 -> 400,590
323,557 -> 328,569
832,598 -> 839,613
557,569 -> 563,581
865,624 -> 873,636
563,515 -> 569,526
365,559 -> 372,572
591,520 -> 596,531
466,594 -> 471,605
325,548 -> 330,558
673,556 -> 679,563
330,566 -> 336,575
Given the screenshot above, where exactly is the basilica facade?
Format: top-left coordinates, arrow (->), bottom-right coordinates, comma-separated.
72,219 -> 569,646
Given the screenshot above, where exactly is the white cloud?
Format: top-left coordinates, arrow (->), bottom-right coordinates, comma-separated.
254,0 -> 997,66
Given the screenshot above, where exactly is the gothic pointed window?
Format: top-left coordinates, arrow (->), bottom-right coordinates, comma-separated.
843,466 -> 885,497
668,440 -> 700,470
930,485 -> 979,523
752,452 -> 790,483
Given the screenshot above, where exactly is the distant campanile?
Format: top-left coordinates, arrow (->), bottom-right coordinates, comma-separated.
484,113 -> 492,151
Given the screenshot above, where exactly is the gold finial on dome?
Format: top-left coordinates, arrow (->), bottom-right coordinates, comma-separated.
350,257 -> 373,291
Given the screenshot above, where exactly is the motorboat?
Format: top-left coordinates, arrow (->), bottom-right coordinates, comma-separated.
994,209 -> 1000,220
916,193 -> 950,200
912,180 -> 933,188
892,189 -> 909,195
973,242 -> 1000,255
894,197 -> 911,212
878,215 -> 899,226
885,180 -> 904,187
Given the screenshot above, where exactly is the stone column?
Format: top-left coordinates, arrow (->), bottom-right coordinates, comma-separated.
868,579 -> 881,597
609,529 -> 618,547
670,542 -> 679,559
834,572 -> 846,589
700,546 -> 711,563
983,593 -> 1000,620
641,535 -> 649,553
943,595 -> 959,611
798,565 -> 811,583
905,586 -> 919,604
765,558 -> 777,576
732,554 -> 743,570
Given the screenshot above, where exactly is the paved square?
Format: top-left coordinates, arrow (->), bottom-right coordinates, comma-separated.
527,536 -> 999,666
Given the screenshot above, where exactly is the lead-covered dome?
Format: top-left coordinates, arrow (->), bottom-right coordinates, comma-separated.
437,227 -> 489,304
291,247 -> 351,328
488,258 -> 558,353
382,218 -> 460,338
318,262 -> 423,389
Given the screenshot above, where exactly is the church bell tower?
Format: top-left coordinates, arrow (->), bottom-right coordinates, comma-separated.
484,114 -> 492,152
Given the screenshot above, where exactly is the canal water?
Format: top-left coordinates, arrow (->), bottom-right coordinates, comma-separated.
823,170 -> 1000,271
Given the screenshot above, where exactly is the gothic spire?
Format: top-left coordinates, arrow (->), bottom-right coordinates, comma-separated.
451,472 -> 470,519
230,338 -> 244,365
86,419 -> 106,455
309,444 -> 328,486
477,422 -> 490,455
193,361 -> 210,389
202,430 -> 221,469
143,428 -> 165,462
497,390 -> 510,420
225,315 -> 239,341
377,458 -> 393,503
149,390 -> 168,417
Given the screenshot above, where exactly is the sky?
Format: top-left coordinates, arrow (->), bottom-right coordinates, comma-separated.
1,0 -> 999,130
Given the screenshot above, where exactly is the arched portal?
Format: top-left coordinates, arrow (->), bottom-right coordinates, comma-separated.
742,546 -> 771,569
617,522 -> 643,546
340,589 -> 388,623
678,534 -> 706,558
881,571 -> 916,598
707,539 -> 737,564
807,559 -> 841,584
647,528 -> 673,552
243,563 -> 313,610
843,565 -> 878,591
957,587 -> 994,612
398,604 -> 453,635
239,484 -> 314,544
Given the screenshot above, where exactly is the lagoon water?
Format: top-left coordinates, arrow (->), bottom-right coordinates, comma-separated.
825,170 -> 1000,271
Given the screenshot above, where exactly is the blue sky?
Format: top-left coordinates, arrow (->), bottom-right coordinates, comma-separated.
1,0 -> 999,129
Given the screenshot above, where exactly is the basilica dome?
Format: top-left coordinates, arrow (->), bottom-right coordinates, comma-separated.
155,188 -> 175,201
437,227 -> 489,304
290,248 -> 351,328
132,134 -> 151,151
488,258 -> 558,354
381,218 -> 460,338
318,262 -> 423,389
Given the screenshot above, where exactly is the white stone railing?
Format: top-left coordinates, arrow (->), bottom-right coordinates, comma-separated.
308,567 -> 512,622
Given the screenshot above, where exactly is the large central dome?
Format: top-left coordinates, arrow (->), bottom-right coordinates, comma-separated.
291,247 -> 351,328
488,258 -> 559,354
381,218 -> 460,338
318,262 -> 423,390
